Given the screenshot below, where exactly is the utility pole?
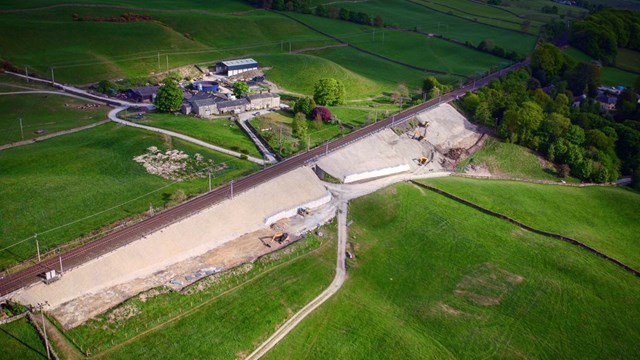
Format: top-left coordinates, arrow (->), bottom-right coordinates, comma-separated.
58,253 -> 63,275
289,41 -> 292,53
372,29 -> 375,41
19,118 -> 24,140
35,234 -> 41,262
382,31 -> 385,45
166,55 -> 169,71
50,68 -> 55,86
157,52 -> 160,70
281,40 -> 283,51
25,66 -> 29,82
325,143 -> 328,156
208,169 -> 212,192
38,302 -> 51,360
149,202 -> 154,216
307,134 -> 310,151
230,180 -> 234,199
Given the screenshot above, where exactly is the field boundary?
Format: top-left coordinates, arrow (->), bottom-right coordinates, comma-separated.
409,180 -> 640,277
406,0 -> 535,36
272,10 -> 469,78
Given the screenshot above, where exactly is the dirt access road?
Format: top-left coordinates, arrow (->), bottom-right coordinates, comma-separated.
246,200 -> 348,360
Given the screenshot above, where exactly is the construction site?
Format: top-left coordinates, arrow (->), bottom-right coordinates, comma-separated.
9,104 -> 482,329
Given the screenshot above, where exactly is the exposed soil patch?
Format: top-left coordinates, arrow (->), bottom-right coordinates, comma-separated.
454,263 -> 523,306
106,304 -> 140,324
133,146 -> 216,181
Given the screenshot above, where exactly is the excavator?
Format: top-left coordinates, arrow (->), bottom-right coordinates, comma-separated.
417,156 -> 429,165
298,207 -> 311,217
271,232 -> 290,244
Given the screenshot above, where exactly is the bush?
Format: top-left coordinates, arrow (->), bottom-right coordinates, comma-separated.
311,106 -> 332,121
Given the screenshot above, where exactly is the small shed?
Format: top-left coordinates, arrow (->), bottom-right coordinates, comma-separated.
215,59 -> 258,76
126,86 -> 160,103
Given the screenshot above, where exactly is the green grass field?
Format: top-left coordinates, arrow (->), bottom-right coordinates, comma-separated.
313,0 -> 537,54
424,177 -> 640,269
66,232 -> 336,358
0,0 -> 252,11
616,48 -> 640,74
459,137 -> 574,181
412,0 -> 542,33
0,317 -> 47,359
0,93 -> 108,145
565,47 -> 638,87
0,123 -> 258,269
288,13 -> 512,77
0,7 -> 335,84
133,112 -> 262,157
265,183 -> 640,359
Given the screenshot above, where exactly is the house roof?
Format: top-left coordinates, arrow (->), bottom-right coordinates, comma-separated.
596,95 -> 617,105
189,93 -> 225,107
130,86 -> 159,97
248,93 -> 278,101
218,58 -> 258,71
217,98 -> 249,109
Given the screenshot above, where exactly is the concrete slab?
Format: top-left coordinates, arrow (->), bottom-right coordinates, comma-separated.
13,167 -> 330,317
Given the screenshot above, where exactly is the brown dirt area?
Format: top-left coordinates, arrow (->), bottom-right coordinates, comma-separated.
454,262 -> 524,306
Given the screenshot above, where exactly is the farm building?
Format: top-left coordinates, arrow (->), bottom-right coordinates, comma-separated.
215,59 -> 258,76
217,98 -> 250,114
184,93 -> 227,116
126,86 -> 160,103
247,93 -> 280,110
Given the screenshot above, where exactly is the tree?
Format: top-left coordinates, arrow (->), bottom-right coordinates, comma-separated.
292,112 -> 308,140
501,101 -> 543,146
531,42 -> 566,79
374,15 -> 384,27
232,81 -> 249,97
96,80 -> 117,95
315,4 -> 326,17
313,78 -> 345,106
311,106 -> 332,121
154,79 -> 183,112
273,0 -> 285,10
478,39 -> 495,52
339,7 -> 349,20
327,7 -> 339,19
422,76 -> 441,98
293,96 -> 316,116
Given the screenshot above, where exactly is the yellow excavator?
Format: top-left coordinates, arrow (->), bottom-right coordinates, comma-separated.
271,232 -> 290,244
298,207 -> 311,217
418,156 -> 429,165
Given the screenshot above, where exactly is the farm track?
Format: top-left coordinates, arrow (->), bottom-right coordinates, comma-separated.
0,59 -> 528,297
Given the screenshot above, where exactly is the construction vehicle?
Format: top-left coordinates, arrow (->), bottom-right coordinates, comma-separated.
418,156 -> 429,165
298,207 -> 311,216
271,232 -> 290,244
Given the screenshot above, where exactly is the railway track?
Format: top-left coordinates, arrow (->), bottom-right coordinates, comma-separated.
0,60 -> 528,297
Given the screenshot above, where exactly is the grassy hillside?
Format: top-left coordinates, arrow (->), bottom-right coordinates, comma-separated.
66,233 -> 336,358
266,183 -> 640,359
288,14 -> 512,77
0,93 -> 108,145
0,317 -> 47,359
424,177 -> 640,269
616,48 -> 640,74
459,137 -> 571,181
321,0 -> 537,54
0,123 -> 258,269
0,0 -> 252,11
565,47 -> 638,87
0,8 -> 334,84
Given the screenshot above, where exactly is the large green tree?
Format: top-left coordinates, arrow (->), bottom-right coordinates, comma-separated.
154,80 -> 183,112
232,81 -> 250,97
313,78 -> 345,106
293,97 -> 316,116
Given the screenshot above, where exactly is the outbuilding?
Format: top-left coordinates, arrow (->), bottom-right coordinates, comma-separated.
126,86 -> 160,103
247,93 -> 280,110
215,59 -> 259,76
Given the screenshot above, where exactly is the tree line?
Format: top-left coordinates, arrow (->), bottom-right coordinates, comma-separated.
459,42 -> 640,184
248,0 -> 385,27
571,8 -> 640,65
